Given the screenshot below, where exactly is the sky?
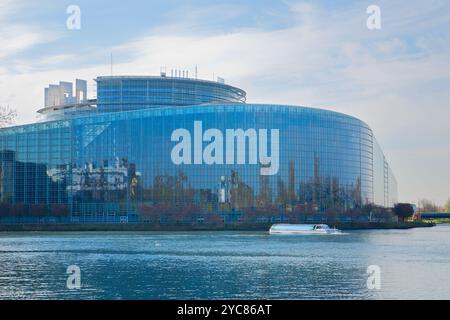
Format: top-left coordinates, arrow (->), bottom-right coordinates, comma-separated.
0,0 -> 449,205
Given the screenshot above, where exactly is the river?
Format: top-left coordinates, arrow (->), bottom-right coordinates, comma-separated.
0,225 -> 449,299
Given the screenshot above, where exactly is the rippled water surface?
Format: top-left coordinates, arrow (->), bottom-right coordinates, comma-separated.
1,225 -> 449,299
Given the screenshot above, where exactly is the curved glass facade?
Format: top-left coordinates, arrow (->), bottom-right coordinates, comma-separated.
0,76 -> 397,224
96,76 -> 246,112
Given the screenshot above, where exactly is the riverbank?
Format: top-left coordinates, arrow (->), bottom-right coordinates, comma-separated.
0,221 -> 434,232
336,221 -> 435,230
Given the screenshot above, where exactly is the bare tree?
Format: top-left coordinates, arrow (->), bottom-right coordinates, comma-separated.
0,105 -> 17,128
445,199 -> 450,213
418,198 -> 439,212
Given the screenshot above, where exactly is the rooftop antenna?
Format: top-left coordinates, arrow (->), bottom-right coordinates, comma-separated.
110,52 -> 113,76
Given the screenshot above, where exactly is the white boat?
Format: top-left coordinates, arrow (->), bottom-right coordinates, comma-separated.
269,224 -> 342,235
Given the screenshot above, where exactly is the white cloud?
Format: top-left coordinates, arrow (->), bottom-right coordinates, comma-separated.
0,1 -> 61,60
0,29 -> 47,59
375,38 -> 407,55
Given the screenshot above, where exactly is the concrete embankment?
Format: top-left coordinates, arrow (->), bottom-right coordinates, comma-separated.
0,221 -> 434,232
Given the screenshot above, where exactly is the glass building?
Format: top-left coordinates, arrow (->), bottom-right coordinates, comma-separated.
0,75 -> 397,224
